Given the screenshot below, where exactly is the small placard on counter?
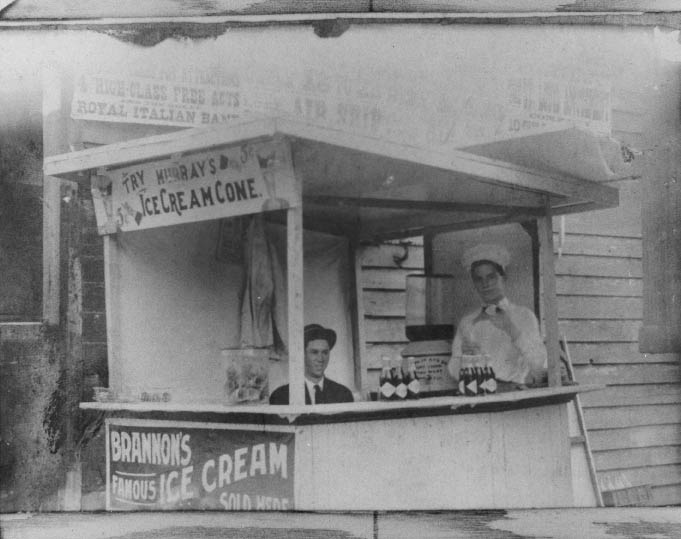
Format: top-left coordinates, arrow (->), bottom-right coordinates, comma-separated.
401,339 -> 456,393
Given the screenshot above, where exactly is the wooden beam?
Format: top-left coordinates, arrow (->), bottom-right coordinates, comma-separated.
538,199 -> 561,388
44,116 -> 276,177
304,195 -> 539,215
63,181 -> 83,511
42,67 -> 65,325
362,210 -> 544,242
551,199 -> 620,216
103,235 -> 123,397
287,194 -> 305,406
3,9 -> 680,27
423,230 -> 435,275
278,119 -> 619,210
350,240 -> 368,398
520,220 -> 541,319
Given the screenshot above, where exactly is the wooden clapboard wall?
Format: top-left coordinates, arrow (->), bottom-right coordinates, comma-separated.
360,239 -> 424,392
359,179 -> 681,507
562,85 -> 681,506
561,176 -> 681,506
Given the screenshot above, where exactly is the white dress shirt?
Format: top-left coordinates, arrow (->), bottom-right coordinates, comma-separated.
304,377 -> 325,404
449,297 -> 547,384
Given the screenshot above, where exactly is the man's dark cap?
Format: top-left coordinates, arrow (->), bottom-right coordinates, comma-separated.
304,324 -> 337,349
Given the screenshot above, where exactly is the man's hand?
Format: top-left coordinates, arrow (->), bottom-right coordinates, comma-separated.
461,333 -> 480,355
488,309 -> 522,342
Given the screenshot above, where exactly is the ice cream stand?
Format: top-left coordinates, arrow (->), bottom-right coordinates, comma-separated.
41,106 -> 622,511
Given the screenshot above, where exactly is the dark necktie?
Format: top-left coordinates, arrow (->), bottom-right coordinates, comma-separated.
314,384 -> 323,404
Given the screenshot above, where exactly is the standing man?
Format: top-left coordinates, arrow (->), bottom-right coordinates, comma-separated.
269,324 -> 354,405
448,244 -> 547,388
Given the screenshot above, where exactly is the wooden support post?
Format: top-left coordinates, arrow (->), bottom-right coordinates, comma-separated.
103,235 -> 123,397
520,221 -> 541,319
423,230 -> 435,275
350,240 -> 368,397
63,182 -> 83,511
42,68 -> 66,325
538,199 -> 561,387
287,205 -> 305,406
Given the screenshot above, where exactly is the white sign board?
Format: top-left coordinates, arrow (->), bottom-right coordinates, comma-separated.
72,69 -> 612,149
91,139 -> 298,234
72,73 -> 240,127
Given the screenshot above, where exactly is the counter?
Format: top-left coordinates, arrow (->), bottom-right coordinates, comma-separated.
81,385 -> 601,511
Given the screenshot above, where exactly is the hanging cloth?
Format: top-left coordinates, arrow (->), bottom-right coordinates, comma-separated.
240,215 -> 275,348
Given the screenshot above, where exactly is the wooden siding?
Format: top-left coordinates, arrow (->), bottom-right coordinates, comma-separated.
558,176 -> 681,506
80,196 -> 108,386
360,241 -> 422,389
359,178 -> 681,506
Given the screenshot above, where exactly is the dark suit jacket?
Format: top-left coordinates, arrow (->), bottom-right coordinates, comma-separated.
269,377 -> 354,405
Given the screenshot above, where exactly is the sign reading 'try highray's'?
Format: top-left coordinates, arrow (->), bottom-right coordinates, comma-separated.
106,419 -> 295,511
91,139 -> 297,234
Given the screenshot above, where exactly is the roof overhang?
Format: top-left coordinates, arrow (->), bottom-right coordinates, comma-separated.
44,116 -> 619,240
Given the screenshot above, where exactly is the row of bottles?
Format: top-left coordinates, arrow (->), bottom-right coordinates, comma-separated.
379,355 -> 420,401
458,356 -> 497,396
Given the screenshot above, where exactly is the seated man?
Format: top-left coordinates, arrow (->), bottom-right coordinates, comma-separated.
448,244 -> 547,389
269,324 -> 354,405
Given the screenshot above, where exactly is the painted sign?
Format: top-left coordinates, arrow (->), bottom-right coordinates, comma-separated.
72,73 -> 241,127
91,139 -> 297,234
106,419 -> 295,511
72,66 -> 612,150
413,355 -> 457,394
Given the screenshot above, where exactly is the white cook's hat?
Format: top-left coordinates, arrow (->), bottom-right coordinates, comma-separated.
462,243 -> 511,271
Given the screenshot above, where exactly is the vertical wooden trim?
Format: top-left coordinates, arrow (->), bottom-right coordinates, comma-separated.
42,68 -> 65,325
350,240 -> 368,397
423,230 -> 435,274
63,182 -> 83,511
538,199 -> 561,387
103,235 -> 122,396
520,220 -> 541,319
287,205 -> 305,405
423,230 -> 436,328
42,179 -> 61,324
105,420 -> 111,510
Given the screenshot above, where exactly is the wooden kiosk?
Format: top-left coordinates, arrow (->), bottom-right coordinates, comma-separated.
45,116 -> 616,511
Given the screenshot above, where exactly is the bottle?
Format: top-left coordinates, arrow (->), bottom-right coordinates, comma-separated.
458,358 -> 467,396
405,357 -> 420,400
393,358 -> 407,401
464,358 -> 478,397
379,355 -> 395,401
484,356 -> 497,395
475,359 -> 486,395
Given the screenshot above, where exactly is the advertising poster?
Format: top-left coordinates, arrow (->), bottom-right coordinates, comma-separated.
91,139 -> 297,234
72,68 -> 612,150
106,419 -> 295,511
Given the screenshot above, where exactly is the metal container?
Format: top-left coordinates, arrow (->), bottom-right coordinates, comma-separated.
405,274 -> 455,341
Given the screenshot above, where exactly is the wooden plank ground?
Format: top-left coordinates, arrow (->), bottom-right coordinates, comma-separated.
4,507 -> 681,538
